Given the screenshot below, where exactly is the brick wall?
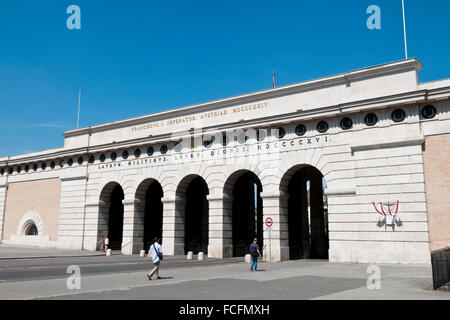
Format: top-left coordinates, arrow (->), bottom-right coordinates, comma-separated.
423,134 -> 450,251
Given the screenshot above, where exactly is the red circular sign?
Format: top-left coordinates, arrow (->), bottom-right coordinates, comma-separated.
265,217 -> 273,227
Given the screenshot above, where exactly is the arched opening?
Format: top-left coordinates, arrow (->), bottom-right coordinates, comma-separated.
142,181 -> 164,252
225,170 -> 263,257
176,175 -> 209,255
25,223 -> 38,236
282,165 -> 329,260
99,182 -> 124,250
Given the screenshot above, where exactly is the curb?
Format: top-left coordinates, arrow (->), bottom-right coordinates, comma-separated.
0,253 -> 106,260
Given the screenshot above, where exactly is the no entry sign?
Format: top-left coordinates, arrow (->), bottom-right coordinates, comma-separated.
265,217 -> 273,228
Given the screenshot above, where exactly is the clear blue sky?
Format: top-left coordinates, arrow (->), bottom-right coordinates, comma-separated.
1,0 -> 449,157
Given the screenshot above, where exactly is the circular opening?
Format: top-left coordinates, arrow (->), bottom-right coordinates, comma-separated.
275,127 -> 285,139
257,129 -> 266,141
50,161 -> 56,169
59,160 -> 64,168
8,168 -> 13,175
160,145 -> 168,154
99,154 -> 106,162
295,124 -> 306,136
317,121 -> 329,133
1,168 -> 5,175
77,157 -> 84,165
134,149 -> 141,158
33,164 -> 38,171
391,109 -> 406,123
340,117 -> 353,130
17,166 -> 21,174
421,105 -> 436,119
147,147 -> 154,156
25,165 -> 30,173
122,151 -> 129,160
68,158 -> 74,166
88,155 -> 95,164
111,152 -> 117,161
364,113 -> 378,126
41,163 -> 46,170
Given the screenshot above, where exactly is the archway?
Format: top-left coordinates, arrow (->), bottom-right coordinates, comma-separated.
282,165 -> 329,260
99,182 -> 124,250
136,179 -> 164,252
176,175 -> 209,254
225,170 -> 263,257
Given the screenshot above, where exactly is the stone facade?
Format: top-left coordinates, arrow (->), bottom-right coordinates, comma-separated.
0,59 -> 449,264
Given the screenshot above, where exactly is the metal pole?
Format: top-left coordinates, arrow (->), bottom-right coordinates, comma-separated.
402,0 -> 408,59
77,89 -> 82,128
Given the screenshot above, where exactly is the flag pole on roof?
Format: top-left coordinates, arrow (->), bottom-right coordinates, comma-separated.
402,0 -> 408,59
77,89 -> 81,129
273,70 -> 275,88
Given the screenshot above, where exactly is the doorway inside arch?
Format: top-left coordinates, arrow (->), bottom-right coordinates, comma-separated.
108,184 -> 124,250
184,176 -> 209,254
143,181 -> 164,252
286,165 -> 329,260
231,171 -> 263,257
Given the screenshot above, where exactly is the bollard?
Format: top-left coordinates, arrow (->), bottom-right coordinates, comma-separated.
106,249 -> 112,256
245,254 -> 251,264
198,252 -> 204,261
187,251 -> 193,260
139,250 -> 145,257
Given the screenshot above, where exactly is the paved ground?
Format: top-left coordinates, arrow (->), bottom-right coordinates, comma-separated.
0,250 -> 448,300
0,244 -> 103,260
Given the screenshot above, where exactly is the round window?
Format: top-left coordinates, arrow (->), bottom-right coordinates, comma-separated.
122,151 -> 129,159
111,152 -> 117,161
257,130 -> 266,142
317,121 -> 329,133
17,166 -> 21,174
134,149 -> 141,158
25,165 -> 30,172
364,113 -> 378,126
33,164 -> 38,171
68,158 -> 74,166
160,145 -> 168,154
77,157 -> 84,165
147,147 -> 154,156
59,160 -> 64,168
99,154 -> 106,162
275,127 -> 285,139
0,168 -> 5,175
340,117 -> 353,130
8,167 -> 13,175
295,124 -> 306,136
41,162 -> 47,170
88,155 -> 95,164
50,161 -> 56,169
391,109 -> 406,122
421,105 -> 436,119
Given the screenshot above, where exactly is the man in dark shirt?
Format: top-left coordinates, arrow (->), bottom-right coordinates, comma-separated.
249,238 -> 261,272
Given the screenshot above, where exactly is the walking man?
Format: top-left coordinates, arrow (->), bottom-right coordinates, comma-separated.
146,237 -> 163,280
249,237 -> 261,272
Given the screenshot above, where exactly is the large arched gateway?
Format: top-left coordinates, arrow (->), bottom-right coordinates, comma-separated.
1,59 -> 448,264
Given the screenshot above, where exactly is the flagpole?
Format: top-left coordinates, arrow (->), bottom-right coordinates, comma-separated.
402,0 -> 408,59
77,89 -> 81,128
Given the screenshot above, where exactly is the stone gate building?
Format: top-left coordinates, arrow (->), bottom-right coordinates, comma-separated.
1,59 -> 449,264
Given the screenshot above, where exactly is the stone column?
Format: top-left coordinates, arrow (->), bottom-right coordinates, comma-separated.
261,191 -> 289,262
207,194 -> 233,258
82,201 -> 104,251
121,199 -> 144,255
161,196 -> 185,256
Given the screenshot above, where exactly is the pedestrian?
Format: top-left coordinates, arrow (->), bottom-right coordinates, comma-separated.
146,236 -> 163,280
104,235 -> 109,253
249,237 -> 261,272
99,235 -> 105,253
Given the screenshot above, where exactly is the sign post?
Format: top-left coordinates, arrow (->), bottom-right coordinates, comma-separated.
265,217 -> 273,262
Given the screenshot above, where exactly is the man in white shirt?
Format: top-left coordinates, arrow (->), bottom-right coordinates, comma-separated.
146,237 -> 163,280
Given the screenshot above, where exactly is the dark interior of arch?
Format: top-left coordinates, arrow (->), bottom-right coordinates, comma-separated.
288,166 -> 329,260
232,172 -> 263,257
143,181 -> 164,252
108,184 -> 124,250
184,177 -> 209,254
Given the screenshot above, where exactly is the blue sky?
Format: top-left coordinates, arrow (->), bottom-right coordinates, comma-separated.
0,0 -> 449,157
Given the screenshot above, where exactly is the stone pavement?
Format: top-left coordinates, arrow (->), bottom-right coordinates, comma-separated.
0,244 -> 103,260
0,259 -> 448,300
